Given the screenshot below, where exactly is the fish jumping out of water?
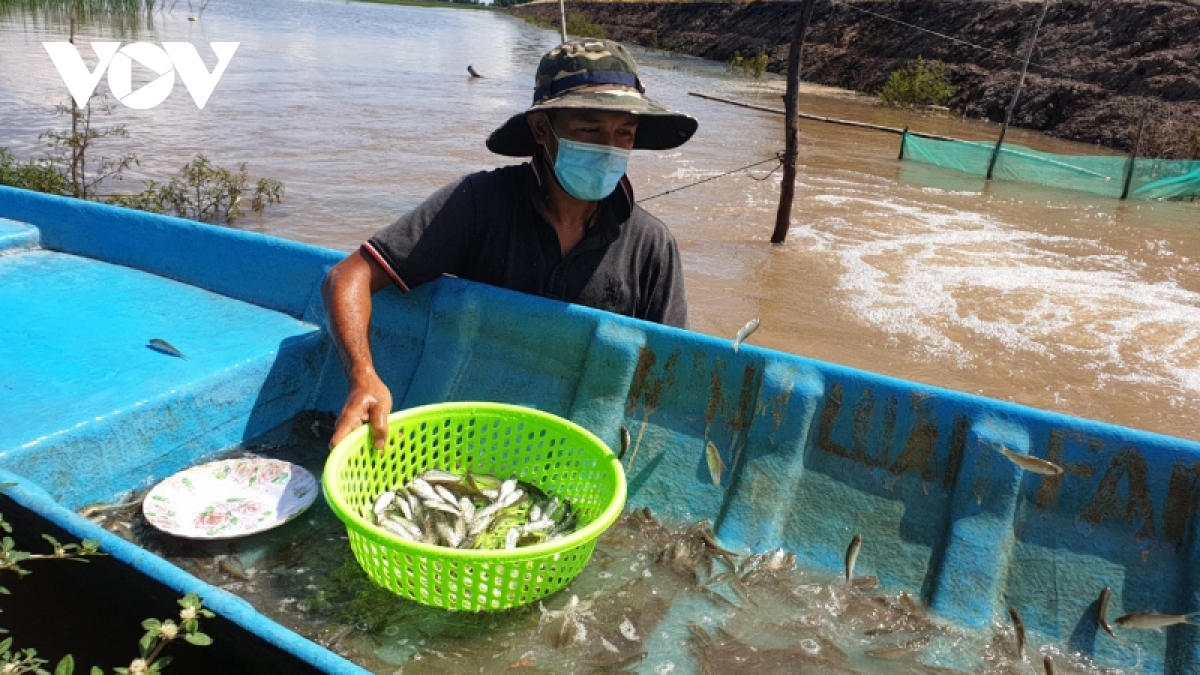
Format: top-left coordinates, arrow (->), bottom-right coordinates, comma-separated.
148,338 -> 187,359
1009,606 -> 1026,660
1114,611 -> 1200,630
1098,586 -> 1120,640
732,318 -> 760,353
705,441 -> 724,486
996,445 -> 1063,476
844,533 -> 861,582
467,65 -> 482,78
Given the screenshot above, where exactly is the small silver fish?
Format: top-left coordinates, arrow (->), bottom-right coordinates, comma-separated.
409,479 -> 439,502
997,446 -> 1063,476
372,491 -> 396,519
1043,655 -> 1056,675
619,426 -> 631,460
844,534 -> 861,582
505,527 -> 520,550
433,485 -> 458,505
1009,606 -> 1026,659
148,338 -> 187,359
420,469 -> 462,485
1114,611 -> 1199,630
1098,586 -> 1119,639
865,635 -> 931,659
732,318 -> 760,353
705,441 -> 724,486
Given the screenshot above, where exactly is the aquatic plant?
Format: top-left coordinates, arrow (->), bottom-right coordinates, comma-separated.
109,154 -> 284,226
877,56 -> 956,109
728,47 -> 769,80
0,0 -> 157,36
0,149 -> 67,195
42,93 -> 138,200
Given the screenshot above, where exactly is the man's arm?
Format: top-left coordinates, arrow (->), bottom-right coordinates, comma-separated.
323,248 -> 395,449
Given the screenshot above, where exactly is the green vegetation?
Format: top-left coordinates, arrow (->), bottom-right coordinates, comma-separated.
520,11 -> 605,39
1,93 -> 284,226
0,485 -> 213,674
729,48 -> 769,79
877,56 -> 956,109
109,155 -> 284,226
0,0 -> 157,35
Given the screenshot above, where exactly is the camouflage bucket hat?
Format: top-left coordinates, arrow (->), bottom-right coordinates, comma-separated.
486,39 -> 698,157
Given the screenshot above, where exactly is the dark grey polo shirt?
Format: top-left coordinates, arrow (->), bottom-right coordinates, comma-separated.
362,161 -> 688,328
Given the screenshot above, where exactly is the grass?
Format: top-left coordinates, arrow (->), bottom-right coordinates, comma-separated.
520,11 -> 605,38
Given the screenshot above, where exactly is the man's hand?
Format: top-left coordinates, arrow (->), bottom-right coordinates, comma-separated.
322,248 -> 396,451
330,371 -> 393,450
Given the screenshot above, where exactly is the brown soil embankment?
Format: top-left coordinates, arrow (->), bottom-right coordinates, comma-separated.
511,0 -> 1200,158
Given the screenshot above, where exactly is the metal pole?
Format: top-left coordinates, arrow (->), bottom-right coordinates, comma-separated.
1120,107 -> 1149,200
771,0 -> 817,245
558,0 -> 568,42
985,0 -> 1050,180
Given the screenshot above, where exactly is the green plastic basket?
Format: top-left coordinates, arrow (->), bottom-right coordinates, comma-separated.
323,402 -> 627,611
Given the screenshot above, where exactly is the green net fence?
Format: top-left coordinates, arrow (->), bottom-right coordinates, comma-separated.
900,133 -> 1200,201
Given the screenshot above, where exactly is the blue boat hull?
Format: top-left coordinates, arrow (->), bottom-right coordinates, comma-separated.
1,185 -> 1198,673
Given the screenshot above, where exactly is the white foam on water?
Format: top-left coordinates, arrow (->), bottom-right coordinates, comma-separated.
790,190 -> 1200,397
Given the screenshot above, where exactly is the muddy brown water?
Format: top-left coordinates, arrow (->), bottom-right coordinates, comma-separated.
0,0 -> 1197,446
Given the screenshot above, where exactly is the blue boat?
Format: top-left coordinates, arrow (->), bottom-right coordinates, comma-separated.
2,184 -> 1198,673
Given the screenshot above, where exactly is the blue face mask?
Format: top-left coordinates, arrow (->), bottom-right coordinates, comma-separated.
547,128 -> 631,202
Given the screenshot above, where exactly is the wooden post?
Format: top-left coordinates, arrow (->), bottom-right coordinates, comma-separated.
898,127 -> 909,160
985,0 -> 1050,181
558,0 -> 568,42
1120,107 -> 1149,200
69,2 -> 80,196
771,0 -> 816,244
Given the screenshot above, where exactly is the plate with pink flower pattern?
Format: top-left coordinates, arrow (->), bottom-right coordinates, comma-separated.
143,457 -> 319,539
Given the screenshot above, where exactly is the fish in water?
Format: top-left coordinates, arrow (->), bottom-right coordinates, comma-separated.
148,338 -> 187,359
864,635 -> 931,659
1043,655 -> 1056,675
732,318 -> 760,353
1114,611 -> 1200,630
705,440 -> 724,486
1009,606 -> 1026,660
619,426 -> 630,460
467,65 -> 482,78
996,445 -> 1063,476
844,534 -> 861,582
1098,586 -> 1119,640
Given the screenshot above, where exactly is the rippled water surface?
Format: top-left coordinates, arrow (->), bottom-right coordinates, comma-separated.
1,0 -> 1198,444
90,435 -> 1137,675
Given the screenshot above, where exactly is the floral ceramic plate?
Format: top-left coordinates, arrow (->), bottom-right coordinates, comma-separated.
142,457 -> 318,540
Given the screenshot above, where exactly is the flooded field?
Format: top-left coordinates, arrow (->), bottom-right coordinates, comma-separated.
85,431 -> 1146,675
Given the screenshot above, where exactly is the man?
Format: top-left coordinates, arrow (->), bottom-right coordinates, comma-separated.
323,39 -> 698,449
